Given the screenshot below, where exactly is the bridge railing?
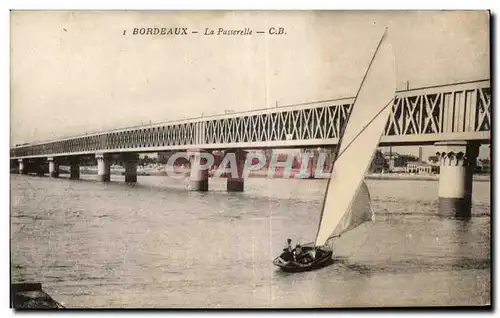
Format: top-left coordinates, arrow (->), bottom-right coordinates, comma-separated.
11,79 -> 490,158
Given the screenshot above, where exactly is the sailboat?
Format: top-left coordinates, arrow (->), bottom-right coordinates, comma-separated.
273,29 -> 397,272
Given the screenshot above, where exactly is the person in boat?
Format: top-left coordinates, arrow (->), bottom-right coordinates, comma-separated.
291,244 -> 318,264
293,244 -> 303,262
283,238 -> 292,253
280,239 -> 294,262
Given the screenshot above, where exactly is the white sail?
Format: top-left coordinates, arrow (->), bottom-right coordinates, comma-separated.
328,181 -> 374,240
315,30 -> 396,247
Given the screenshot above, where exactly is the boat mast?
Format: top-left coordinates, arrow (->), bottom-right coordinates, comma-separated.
314,28 -> 389,247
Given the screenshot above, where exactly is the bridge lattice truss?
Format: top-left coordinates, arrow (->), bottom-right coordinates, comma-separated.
11,80 -> 491,158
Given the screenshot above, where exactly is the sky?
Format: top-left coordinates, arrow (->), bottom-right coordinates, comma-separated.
10,10 -> 490,158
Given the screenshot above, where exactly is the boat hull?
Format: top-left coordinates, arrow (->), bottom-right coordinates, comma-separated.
273,247 -> 333,272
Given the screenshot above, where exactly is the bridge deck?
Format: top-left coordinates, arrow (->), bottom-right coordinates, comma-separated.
11,80 -> 490,159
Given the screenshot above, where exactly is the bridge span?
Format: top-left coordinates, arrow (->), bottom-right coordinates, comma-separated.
11,79 -> 490,158
11,79 -> 491,218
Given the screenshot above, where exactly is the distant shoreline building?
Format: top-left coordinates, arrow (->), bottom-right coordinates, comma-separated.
406,161 -> 439,174
383,151 -> 420,172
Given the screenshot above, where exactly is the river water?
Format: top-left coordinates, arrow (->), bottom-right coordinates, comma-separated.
10,174 -> 491,308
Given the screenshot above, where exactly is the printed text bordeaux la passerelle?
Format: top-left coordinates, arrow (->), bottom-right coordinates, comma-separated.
129,27 -> 285,36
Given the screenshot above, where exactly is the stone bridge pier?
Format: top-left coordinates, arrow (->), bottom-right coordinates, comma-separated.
121,153 -> 139,183
188,150 -> 210,191
96,153 -> 111,182
48,157 -> 59,178
225,149 -> 248,192
17,159 -> 26,175
69,156 -> 80,180
435,141 -> 480,218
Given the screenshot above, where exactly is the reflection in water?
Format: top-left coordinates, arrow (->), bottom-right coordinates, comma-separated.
10,175 -> 490,307
455,219 -> 473,267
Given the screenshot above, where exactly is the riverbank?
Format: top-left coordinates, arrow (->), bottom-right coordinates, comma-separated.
365,173 -> 490,182
246,170 -> 490,182
57,166 -> 490,182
